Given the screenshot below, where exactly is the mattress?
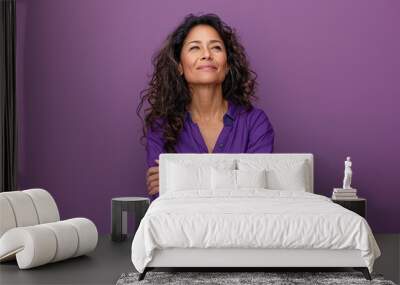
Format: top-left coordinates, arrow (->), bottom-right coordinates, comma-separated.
131,190 -> 380,273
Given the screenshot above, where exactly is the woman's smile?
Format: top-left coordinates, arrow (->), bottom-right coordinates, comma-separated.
197,64 -> 218,71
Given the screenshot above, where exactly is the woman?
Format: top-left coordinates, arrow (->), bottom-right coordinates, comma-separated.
137,13 -> 275,198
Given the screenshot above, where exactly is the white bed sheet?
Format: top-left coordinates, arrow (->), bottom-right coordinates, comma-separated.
131,190 -> 380,273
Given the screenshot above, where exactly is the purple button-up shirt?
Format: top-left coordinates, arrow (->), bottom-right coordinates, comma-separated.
146,100 -> 274,168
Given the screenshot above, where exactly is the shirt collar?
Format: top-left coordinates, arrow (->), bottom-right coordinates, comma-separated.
225,100 -> 237,120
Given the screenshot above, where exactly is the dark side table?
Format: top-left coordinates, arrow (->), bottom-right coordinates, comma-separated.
332,198 -> 366,218
111,197 -> 150,242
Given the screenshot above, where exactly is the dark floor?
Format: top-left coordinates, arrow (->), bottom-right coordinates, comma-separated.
0,235 -> 134,285
0,234 -> 399,285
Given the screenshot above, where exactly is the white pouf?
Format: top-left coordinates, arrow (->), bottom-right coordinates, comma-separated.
0,189 -> 98,269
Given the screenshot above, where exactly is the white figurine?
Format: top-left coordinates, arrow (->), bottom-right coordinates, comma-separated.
342,156 -> 353,189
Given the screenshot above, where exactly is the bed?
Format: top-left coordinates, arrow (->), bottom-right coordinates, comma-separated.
131,154 -> 380,280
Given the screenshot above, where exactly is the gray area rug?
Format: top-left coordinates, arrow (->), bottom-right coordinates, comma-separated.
116,271 -> 396,285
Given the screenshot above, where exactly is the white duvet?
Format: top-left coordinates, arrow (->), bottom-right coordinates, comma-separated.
131,190 -> 380,273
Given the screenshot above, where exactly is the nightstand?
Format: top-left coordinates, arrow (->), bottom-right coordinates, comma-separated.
332,198 -> 366,218
111,197 -> 150,242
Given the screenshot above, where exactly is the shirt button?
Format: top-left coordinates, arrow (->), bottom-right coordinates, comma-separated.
219,143 -> 224,147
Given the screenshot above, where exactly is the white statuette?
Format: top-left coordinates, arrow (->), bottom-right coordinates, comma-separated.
342,156 -> 353,189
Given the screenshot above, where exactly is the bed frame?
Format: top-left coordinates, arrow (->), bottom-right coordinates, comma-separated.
138,154 -> 372,281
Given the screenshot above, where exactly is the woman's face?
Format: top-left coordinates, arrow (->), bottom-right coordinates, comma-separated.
179,25 -> 229,86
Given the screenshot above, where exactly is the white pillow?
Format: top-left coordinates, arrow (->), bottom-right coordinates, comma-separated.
164,159 -> 236,192
238,159 -> 308,191
166,162 -> 211,191
237,169 -> 267,188
211,168 -> 268,190
266,166 -> 307,191
211,168 -> 236,190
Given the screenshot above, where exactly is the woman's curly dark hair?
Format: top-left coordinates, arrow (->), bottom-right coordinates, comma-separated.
137,13 -> 258,153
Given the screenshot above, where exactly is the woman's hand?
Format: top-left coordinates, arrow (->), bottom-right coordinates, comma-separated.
146,160 -> 159,195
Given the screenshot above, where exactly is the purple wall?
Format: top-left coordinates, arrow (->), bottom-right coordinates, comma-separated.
16,0 -> 400,233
